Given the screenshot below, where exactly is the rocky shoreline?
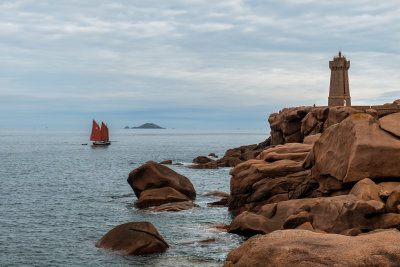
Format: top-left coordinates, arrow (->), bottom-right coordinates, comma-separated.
96,99 -> 400,266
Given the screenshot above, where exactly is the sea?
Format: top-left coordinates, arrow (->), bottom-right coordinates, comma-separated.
0,128 -> 268,266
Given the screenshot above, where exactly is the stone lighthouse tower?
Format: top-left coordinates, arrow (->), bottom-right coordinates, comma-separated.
328,51 -> 351,106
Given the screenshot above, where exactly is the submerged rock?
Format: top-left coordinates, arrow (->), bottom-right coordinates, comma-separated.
192,156 -> 214,164
144,201 -> 199,212
223,229 -> 400,266
179,238 -> 216,246
95,222 -> 169,255
202,190 -> 230,198
207,197 -> 229,207
205,223 -> 228,232
187,162 -> 218,169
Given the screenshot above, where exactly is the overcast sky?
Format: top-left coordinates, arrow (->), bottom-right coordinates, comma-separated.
0,0 -> 399,129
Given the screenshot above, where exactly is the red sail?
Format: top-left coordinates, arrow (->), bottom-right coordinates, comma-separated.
100,122 -> 109,141
90,120 -> 101,141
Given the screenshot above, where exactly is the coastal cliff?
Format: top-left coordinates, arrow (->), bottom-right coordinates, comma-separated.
223,99 -> 400,266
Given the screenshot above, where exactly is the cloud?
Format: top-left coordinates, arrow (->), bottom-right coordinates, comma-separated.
188,23 -> 234,32
0,0 -> 399,128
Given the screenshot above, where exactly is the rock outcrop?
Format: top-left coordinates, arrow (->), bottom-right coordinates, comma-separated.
268,103 -> 400,147
228,143 -> 318,214
223,105 -> 400,265
95,222 -> 169,255
223,229 -> 400,266
269,106 -> 361,145
127,161 -> 196,209
227,111 -> 400,238
269,106 -> 313,145
228,193 -> 400,236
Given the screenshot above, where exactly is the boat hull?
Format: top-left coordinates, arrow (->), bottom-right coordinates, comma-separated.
92,141 -> 111,146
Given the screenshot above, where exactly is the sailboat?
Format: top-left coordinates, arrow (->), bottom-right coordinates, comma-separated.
90,120 -> 111,146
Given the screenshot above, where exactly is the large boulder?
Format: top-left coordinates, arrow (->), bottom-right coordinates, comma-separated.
228,194 -> 400,237
307,113 -> 400,193
380,112 -> 400,138
324,106 -> 360,129
349,178 -> 382,202
216,156 -> 243,167
386,186 -> 400,213
227,211 -> 275,236
223,229 -> 400,267
302,133 -> 321,145
127,161 -> 196,200
300,106 -> 361,136
257,143 -> 312,161
159,159 -> 172,165
95,222 -> 169,255
249,170 -> 315,205
135,187 -> 190,209
300,107 -> 329,136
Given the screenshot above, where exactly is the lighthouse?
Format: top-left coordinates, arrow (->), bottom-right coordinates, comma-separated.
328,51 -> 351,106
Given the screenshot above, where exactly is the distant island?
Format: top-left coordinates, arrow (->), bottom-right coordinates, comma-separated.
125,123 -> 165,129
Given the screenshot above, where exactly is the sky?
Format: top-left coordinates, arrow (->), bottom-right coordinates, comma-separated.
0,0 -> 399,129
